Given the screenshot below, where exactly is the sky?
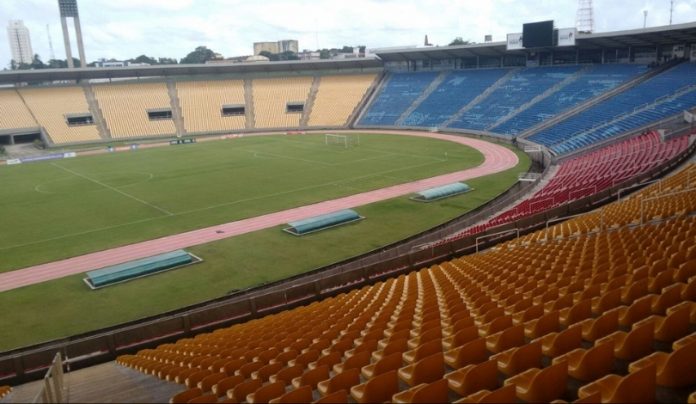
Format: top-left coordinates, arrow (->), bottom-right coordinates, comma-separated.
2,0 -> 696,68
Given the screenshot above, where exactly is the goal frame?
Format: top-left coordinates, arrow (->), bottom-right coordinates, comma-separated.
324,133 -> 360,148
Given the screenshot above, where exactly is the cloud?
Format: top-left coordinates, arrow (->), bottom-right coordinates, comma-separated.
1,0 -> 696,68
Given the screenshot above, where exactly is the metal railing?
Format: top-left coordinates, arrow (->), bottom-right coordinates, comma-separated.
640,187 -> 696,225
32,352 -> 66,404
476,229 -> 519,253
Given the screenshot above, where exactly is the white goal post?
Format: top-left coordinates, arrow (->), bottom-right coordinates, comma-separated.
325,133 -> 359,148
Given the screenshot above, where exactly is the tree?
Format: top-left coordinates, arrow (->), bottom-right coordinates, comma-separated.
278,51 -> 299,61
158,57 -> 178,65
47,59 -> 67,69
30,54 -> 46,69
259,50 -> 278,61
180,46 -> 217,64
449,37 -> 471,46
258,50 -> 299,62
340,46 -> 354,53
130,54 -> 157,65
319,49 -> 331,59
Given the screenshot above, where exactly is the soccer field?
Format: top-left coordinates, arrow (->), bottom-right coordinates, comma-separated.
0,133 -> 484,273
0,133 -> 530,350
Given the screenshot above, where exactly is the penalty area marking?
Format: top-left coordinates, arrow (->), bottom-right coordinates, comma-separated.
4,154 -> 462,252
34,171 -> 155,195
50,163 -> 173,216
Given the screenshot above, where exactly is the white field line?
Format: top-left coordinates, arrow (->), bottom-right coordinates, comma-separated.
278,137 -> 450,162
1,157 -> 451,252
50,163 -> 174,216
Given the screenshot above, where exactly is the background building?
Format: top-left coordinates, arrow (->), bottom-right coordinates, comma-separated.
277,39 -> 299,53
253,41 -> 279,55
254,39 -> 298,55
7,20 -> 33,65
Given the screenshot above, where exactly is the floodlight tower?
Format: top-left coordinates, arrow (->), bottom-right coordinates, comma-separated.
57,0 -> 87,68
576,0 -> 595,34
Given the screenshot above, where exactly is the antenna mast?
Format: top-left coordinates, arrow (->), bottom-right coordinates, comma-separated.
670,0 -> 675,25
46,24 -> 56,60
576,0 -> 595,34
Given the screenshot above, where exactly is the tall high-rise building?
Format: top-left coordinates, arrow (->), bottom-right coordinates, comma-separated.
7,20 -> 34,65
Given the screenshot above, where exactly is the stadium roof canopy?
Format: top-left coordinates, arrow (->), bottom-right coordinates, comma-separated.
374,21 -> 696,62
0,58 -> 382,85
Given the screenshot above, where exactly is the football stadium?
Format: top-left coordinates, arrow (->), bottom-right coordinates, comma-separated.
1,4 -> 696,404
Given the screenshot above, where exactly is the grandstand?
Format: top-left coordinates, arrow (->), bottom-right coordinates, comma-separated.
491,64 -> 648,135
93,82 -> 177,138
400,68 -> 511,128
448,65 -> 583,131
359,71 -> 440,126
19,86 -> 101,144
529,62 -> 696,154
0,90 -> 37,131
252,77 -> 313,129
308,74 -> 377,127
176,80 -> 247,134
1,19 -> 696,404
114,165 -> 696,403
440,130 -> 691,242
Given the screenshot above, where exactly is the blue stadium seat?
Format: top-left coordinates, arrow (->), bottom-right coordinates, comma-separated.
530,62 -> 696,154
448,65 -> 583,133
359,72 -> 439,126
400,69 -> 509,127
491,64 -> 647,136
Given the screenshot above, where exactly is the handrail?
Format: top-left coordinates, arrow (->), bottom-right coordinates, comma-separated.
616,179 -> 660,200
544,212 -> 585,241
640,186 -> 696,224
476,229 -> 519,253
32,352 -> 65,404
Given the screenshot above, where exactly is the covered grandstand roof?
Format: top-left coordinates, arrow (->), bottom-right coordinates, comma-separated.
374,21 -> 696,62
2,22 -> 696,85
0,58 -> 382,85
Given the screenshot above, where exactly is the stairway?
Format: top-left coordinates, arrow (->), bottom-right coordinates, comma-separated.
1,362 -> 185,404
300,76 -> 321,128
442,68 -> 519,128
166,81 -> 186,137
347,73 -> 383,128
488,66 -> 591,131
519,60 -> 685,139
395,70 -> 449,126
244,79 -> 255,130
352,71 -> 389,127
82,84 -> 111,140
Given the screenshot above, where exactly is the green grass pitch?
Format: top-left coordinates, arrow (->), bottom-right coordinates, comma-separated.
0,133 -> 529,350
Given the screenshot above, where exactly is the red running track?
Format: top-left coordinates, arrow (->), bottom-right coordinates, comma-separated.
0,131 -> 518,292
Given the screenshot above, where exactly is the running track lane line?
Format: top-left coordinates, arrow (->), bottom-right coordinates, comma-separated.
0,132 -> 519,292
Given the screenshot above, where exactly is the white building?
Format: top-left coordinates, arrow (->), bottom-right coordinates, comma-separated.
7,20 -> 33,65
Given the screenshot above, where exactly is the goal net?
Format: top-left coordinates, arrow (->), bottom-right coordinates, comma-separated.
325,134 -> 359,148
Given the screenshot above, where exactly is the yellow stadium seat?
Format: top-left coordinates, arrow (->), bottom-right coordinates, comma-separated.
350,369 -> 399,403
629,335 -> 696,387
445,359 -> 499,396
577,364 -> 656,403
269,385 -> 313,404
504,362 -> 568,403
391,379 -> 448,403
